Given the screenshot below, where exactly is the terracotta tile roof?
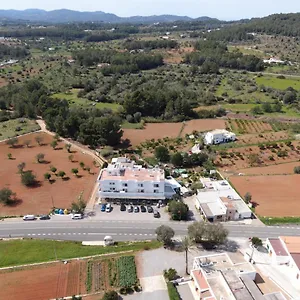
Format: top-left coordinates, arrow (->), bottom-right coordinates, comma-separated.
268,238 -> 288,256
192,269 -> 209,290
291,253 -> 300,270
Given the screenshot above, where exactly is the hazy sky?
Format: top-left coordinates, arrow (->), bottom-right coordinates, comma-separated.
1,0 -> 300,20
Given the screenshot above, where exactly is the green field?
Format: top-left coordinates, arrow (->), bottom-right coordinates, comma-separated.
256,76 -> 300,90
0,118 -> 40,141
0,239 -> 161,268
216,78 -> 274,103
52,89 -> 121,111
121,121 -> 145,129
222,103 -> 256,112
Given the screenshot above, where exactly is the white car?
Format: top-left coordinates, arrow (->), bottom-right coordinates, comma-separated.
106,203 -> 112,212
23,215 -> 36,221
72,214 -> 83,220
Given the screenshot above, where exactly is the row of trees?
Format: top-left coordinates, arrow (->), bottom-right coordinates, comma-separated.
185,40 -> 264,73
156,221 -> 229,274
0,80 -> 123,147
0,44 -> 29,60
124,39 -> 178,50
73,48 -> 164,74
123,88 -> 196,120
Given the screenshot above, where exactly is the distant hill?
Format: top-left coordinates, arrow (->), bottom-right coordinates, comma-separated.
0,9 -> 218,24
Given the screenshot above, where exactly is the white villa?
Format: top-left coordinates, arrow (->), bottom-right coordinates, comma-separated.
195,178 -> 252,222
97,157 -> 177,201
204,129 -> 236,145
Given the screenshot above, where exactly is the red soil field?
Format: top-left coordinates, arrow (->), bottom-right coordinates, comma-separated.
0,132 -> 98,216
0,261 -> 86,300
181,119 -> 226,135
235,131 -> 289,146
230,175 -> 300,217
217,141 -> 300,172
236,161 -> 300,175
123,122 -> 183,146
123,119 -> 226,146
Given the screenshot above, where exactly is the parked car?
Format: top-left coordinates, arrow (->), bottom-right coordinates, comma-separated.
39,215 -> 50,220
134,206 -> 140,213
23,215 -> 36,221
141,205 -> 146,213
106,203 -> 112,212
101,204 -> 106,212
127,205 -> 133,213
72,214 -> 83,220
153,210 -> 160,218
120,204 -> 126,211
147,206 -> 153,213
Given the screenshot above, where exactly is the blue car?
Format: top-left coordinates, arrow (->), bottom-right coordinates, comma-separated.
101,204 -> 106,212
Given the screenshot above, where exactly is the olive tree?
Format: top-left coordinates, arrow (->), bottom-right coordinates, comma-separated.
155,225 -> 175,246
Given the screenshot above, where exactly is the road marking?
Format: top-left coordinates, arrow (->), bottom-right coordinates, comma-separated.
37,234 -> 41,236
42,234 -> 46,236
32,234 -> 36,236
28,234 -> 31,236
48,233 -> 51,235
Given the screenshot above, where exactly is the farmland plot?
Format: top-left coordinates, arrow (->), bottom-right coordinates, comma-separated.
117,256 -> 138,287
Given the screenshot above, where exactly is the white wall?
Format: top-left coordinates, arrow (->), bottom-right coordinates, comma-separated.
266,239 -> 290,265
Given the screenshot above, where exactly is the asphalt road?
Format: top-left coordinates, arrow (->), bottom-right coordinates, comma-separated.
1,219 -> 300,241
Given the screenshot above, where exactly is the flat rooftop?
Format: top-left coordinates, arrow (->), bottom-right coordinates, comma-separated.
194,252 -> 256,277
100,168 -> 164,182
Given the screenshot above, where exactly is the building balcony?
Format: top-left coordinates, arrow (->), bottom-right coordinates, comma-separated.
99,191 -> 165,200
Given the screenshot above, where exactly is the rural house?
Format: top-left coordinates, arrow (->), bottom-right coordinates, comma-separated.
195,179 -> 252,222
266,236 -> 300,282
204,129 -> 236,145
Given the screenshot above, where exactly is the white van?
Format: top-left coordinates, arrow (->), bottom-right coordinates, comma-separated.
72,214 -> 83,220
23,215 -> 36,221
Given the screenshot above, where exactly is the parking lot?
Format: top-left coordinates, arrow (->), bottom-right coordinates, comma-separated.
93,202 -> 170,221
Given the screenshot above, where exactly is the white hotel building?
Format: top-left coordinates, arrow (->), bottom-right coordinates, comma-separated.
97,157 -> 177,201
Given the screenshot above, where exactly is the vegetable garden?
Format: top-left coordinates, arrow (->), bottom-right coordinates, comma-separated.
86,255 -> 138,294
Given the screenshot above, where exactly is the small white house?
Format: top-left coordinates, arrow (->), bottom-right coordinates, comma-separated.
204,129 -> 236,145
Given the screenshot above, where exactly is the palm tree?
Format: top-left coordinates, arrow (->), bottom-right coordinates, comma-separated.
181,236 -> 194,275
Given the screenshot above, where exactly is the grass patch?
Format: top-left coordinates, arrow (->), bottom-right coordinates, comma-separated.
222,103 -> 256,112
256,76 -> 300,90
0,118 -> 40,141
143,156 -> 159,166
52,89 -> 121,112
0,239 -> 161,268
122,121 -> 144,129
167,282 -> 180,300
260,216 -> 300,225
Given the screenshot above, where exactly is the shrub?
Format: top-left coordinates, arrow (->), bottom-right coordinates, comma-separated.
163,268 -> 178,281
294,166 -> 300,174
21,170 -> 36,186
102,291 -> 119,300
